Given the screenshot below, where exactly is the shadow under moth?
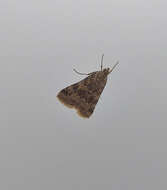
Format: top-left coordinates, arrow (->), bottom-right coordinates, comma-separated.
57,54 -> 119,118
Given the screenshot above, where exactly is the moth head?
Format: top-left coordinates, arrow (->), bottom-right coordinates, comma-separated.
102,68 -> 110,76
100,54 -> 119,76
102,61 -> 119,76
108,62 -> 119,75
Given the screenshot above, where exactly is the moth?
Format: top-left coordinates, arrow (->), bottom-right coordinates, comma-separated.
57,55 -> 119,118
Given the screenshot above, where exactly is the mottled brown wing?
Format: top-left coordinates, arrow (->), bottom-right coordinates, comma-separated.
57,72 -> 107,118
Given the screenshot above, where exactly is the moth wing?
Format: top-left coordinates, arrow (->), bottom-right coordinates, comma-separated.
57,81 -> 81,109
57,72 -> 106,118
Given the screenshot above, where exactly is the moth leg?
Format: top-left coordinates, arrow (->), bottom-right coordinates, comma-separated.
73,69 -> 91,75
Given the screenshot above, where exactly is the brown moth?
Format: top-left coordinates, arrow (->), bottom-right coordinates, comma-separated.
57,55 -> 118,118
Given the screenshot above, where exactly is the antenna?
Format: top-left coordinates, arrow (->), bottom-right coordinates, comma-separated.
109,61 -> 119,74
101,54 -> 104,71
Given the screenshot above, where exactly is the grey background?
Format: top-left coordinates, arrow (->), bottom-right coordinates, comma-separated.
0,0 -> 167,189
